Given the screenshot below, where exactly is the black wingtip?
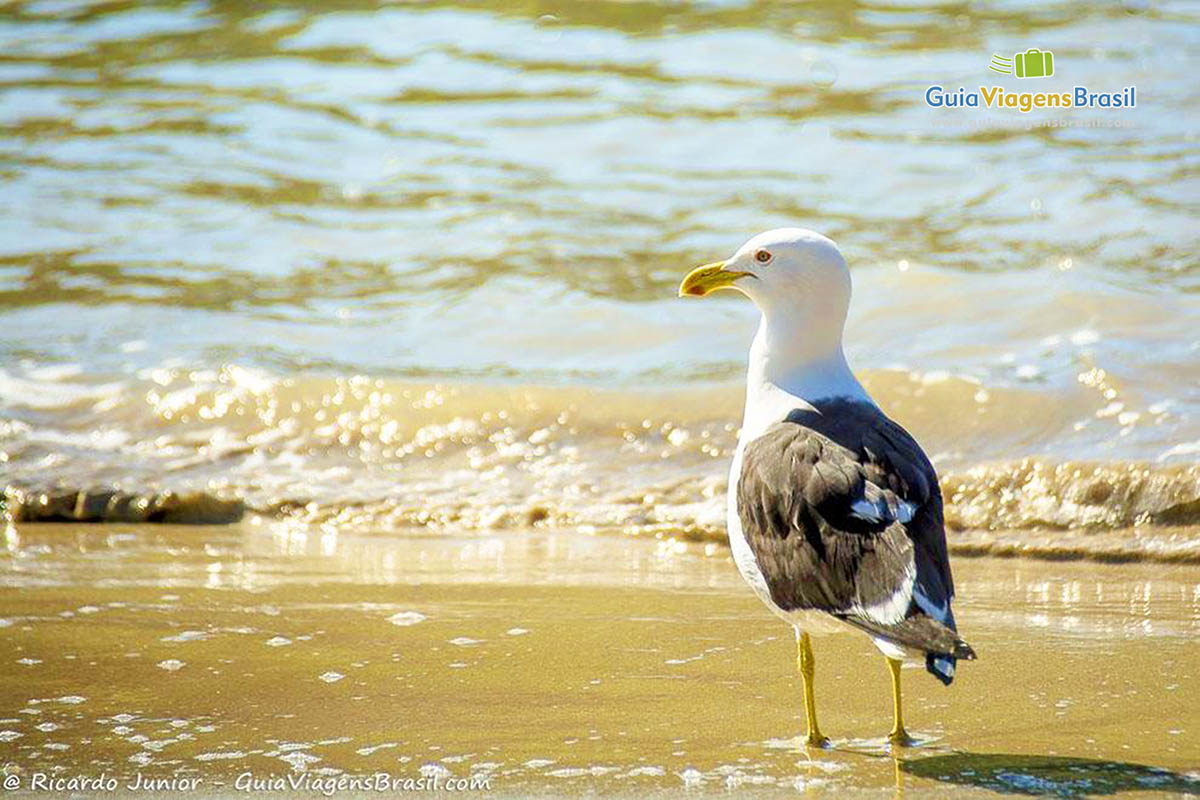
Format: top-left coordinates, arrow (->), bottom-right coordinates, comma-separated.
926,653 -> 956,686
927,637 -> 978,685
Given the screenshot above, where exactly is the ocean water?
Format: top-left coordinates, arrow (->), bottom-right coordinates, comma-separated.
1,0 -> 1198,545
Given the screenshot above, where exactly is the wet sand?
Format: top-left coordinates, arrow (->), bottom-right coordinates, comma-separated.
1,522 -> 1198,797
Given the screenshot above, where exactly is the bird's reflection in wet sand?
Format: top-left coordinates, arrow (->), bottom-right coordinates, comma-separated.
901,752 -> 1200,797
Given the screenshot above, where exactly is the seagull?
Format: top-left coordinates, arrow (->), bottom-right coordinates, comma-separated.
679,228 -> 975,747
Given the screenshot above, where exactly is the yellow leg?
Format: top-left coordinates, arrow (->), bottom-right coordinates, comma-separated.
887,658 -> 913,746
797,632 -> 829,747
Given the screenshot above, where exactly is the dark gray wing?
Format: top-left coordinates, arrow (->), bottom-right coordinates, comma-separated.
737,398 -> 975,681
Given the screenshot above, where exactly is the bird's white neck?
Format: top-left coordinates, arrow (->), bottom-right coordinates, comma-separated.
740,312 -> 869,442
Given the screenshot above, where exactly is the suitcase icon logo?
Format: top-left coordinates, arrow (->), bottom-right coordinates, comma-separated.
989,49 -> 1055,78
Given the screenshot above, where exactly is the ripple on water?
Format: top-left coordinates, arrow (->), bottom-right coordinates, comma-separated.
388,611 -> 426,626
355,742 -> 397,756
195,751 -> 247,761
279,751 -> 320,770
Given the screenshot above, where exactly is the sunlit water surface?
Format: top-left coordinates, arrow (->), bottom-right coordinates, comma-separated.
1,2 -> 1198,529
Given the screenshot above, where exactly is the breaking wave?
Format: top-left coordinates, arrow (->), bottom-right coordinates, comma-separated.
3,365 -> 1198,561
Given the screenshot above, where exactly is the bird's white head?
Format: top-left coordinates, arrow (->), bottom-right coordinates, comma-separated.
679,228 -> 863,409
679,227 -> 851,346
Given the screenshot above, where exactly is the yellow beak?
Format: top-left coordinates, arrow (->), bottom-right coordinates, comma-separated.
677,261 -> 753,298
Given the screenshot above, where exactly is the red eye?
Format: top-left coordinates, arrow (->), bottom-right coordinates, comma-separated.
755,249 -> 772,264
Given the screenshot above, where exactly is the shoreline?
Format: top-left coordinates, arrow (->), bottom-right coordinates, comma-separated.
5,510 -> 1200,566
4,370 -> 1198,565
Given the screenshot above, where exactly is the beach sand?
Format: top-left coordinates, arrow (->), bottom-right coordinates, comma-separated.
1,521 -> 1196,797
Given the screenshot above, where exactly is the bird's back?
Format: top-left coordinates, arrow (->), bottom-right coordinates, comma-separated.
734,396 -> 975,684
